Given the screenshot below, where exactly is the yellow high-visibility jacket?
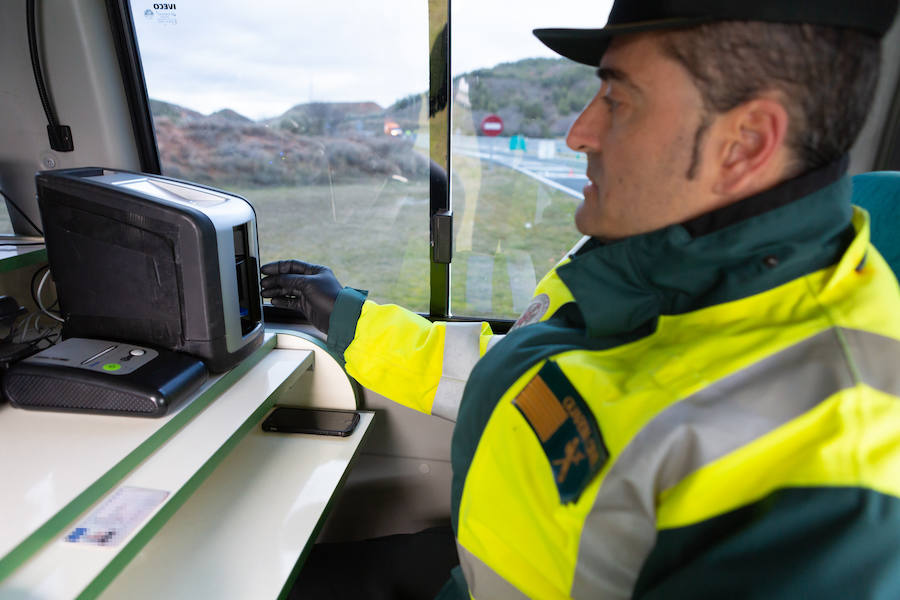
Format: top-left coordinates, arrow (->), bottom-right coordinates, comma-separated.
326,158 -> 900,599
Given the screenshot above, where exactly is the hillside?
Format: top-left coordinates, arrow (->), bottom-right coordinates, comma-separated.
149,57 -> 596,187
459,58 -> 597,138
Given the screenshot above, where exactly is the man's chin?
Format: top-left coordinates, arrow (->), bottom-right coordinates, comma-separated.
574,204 -> 603,237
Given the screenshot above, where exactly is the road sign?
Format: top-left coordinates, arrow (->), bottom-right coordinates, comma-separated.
481,114 -> 504,137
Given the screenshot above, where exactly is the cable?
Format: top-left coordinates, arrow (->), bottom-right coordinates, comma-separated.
26,0 -> 73,152
0,189 -> 44,236
37,268 -> 64,323
30,264 -> 49,309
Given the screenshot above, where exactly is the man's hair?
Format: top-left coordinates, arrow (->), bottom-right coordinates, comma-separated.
660,22 -> 882,178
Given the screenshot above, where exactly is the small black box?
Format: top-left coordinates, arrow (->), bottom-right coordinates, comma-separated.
2,338 -> 207,417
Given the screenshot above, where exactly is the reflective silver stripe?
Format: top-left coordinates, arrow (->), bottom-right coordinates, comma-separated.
839,328 -> 900,398
432,322 -> 485,422
570,327 -> 900,599
458,542 -> 530,600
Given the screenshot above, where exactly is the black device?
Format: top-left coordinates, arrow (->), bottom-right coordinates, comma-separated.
261,407 -> 360,437
1,338 -> 207,417
35,167 -> 264,373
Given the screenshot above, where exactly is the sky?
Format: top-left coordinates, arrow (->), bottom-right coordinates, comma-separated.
130,0 -> 613,120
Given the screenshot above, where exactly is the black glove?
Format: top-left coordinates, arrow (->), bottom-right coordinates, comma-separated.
260,260 -> 343,334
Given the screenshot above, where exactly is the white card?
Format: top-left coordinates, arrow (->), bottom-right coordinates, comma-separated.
64,486 -> 169,547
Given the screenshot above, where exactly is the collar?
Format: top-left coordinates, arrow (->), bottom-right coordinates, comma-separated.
681,155 -> 849,237
557,158 -> 854,338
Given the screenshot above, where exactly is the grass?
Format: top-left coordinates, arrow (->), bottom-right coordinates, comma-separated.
241,156 -> 581,318
449,155 -> 580,317
237,176 -> 432,313
3,158 -> 581,319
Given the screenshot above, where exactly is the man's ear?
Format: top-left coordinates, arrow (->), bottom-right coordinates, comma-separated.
712,96 -> 791,197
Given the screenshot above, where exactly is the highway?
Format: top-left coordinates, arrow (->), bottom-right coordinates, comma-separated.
452,135 -> 587,199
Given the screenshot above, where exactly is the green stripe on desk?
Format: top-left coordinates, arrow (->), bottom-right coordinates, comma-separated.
79,366 -> 296,599
0,335 -> 277,582
0,247 -> 47,273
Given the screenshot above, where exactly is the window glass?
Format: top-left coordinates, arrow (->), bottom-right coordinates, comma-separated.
130,0 -> 431,310
0,208 -> 12,233
450,1 -> 611,318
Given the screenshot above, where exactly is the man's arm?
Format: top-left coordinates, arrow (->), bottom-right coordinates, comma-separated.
328,289 -> 496,421
261,260 -> 499,421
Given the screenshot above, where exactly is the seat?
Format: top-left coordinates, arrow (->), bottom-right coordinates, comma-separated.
852,171 -> 900,278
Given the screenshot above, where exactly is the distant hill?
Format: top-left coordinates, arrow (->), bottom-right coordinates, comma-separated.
149,57 -> 596,187
149,99 -> 204,121
457,58 -> 598,138
388,57 -> 598,138
266,101 -> 384,136
210,108 -> 254,124
151,98 -> 424,188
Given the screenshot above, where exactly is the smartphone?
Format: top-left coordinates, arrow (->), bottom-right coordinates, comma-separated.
261,406 -> 360,437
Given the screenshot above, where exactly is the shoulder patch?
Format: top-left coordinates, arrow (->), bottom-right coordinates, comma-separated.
513,360 -> 608,504
510,293 -> 550,330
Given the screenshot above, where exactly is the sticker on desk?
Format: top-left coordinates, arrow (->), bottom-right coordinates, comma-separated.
64,486 -> 169,547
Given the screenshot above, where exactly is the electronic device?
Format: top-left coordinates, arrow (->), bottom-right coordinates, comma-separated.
36,168 -> 264,373
261,407 -> 360,437
2,338 -> 208,417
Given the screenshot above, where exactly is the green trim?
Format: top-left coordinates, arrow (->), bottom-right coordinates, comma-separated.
0,335 -> 277,582
0,247 -> 47,273
78,382 -> 291,599
634,486 -> 900,599
276,411 -> 377,600
852,172 -> 900,278
557,175 -> 853,338
267,327 -> 365,408
326,287 -> 368,367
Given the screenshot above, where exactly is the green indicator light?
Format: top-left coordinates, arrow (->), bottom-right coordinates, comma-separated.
102,363 -> 122,372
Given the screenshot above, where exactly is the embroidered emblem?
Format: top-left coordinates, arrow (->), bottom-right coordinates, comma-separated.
553,438 -> 585,483
513,361 -> 608,503
510,293 -> 550,330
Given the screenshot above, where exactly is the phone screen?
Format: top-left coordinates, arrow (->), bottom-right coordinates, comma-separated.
261,407 -> 360,436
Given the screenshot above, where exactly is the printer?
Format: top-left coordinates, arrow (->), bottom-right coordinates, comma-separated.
35,167 -> 264,373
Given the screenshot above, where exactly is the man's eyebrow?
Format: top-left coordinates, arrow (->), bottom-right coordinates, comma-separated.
596,67 -> 642,95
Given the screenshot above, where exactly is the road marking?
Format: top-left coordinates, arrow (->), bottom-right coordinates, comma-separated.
466,254 -> 494,313
506,251 -> 536,313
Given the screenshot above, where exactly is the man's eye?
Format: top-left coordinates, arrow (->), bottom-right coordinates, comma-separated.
602,96 -> 620,111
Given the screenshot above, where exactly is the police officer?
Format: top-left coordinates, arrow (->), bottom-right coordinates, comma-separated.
265,1 -> 900,597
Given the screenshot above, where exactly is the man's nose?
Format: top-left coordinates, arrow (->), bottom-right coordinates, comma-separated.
566,92 -> 608,153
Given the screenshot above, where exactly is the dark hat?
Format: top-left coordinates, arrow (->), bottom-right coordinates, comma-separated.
534,0 -> 899,67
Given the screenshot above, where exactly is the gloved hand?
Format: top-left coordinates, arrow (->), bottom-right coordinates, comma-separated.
260,260 -> 343,334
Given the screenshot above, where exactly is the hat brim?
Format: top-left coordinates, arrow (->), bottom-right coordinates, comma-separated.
534,17 -> 712,67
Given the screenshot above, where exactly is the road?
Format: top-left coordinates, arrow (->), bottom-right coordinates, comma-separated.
452,135 -> 587,199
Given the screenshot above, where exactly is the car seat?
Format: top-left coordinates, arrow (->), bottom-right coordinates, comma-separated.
852,171 -> 900,278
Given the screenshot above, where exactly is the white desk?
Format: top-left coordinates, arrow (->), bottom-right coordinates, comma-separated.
0,331 -> 371,599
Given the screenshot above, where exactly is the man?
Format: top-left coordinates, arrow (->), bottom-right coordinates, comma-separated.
265,1 -> 900,597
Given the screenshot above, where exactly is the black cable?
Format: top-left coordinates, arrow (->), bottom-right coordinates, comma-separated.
26,0 -> 73,152
0,189 -> 43,235
26,0 -> 56,128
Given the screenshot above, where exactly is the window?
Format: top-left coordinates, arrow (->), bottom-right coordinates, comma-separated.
450,1 -> 606,318
130,0 -> 611,320
131,0 -> 431,311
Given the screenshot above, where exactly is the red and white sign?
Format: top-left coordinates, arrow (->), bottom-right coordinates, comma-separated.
480,114 -> 504,137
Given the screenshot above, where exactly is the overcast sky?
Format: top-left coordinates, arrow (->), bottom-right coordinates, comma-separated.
130,0 -> 613,120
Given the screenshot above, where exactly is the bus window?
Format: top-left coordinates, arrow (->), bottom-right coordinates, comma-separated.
130,0 -> 611,318
130,0 -> 431,311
